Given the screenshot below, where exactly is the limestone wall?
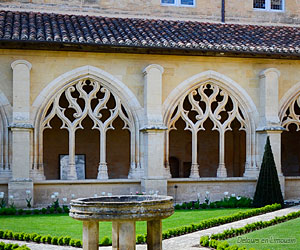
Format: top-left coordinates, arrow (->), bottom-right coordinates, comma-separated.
285,177 -> 300,200
167,178 -> 257,204
33,180 -> 141,206
1,0 -> 300,25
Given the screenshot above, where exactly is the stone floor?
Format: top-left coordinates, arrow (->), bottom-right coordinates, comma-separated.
1,205 -> 300,250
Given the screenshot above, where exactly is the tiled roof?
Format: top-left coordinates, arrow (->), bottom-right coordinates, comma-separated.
1,10 -> 300,57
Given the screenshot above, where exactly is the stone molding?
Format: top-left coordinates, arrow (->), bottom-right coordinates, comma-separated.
142,64 -> 164,76
11,60 -> 32,71
259,68 -> 281,79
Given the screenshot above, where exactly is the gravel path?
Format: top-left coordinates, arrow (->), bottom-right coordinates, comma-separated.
1,205 -> 300,250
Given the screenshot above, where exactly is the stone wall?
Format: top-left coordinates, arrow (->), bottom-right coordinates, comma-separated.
167,178 -> 257,204
34,180 -> 141,206
1,0 -> 300,25
285,177 -> 300,200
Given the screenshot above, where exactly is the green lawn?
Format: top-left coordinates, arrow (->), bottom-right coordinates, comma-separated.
0,208 -> 251,241
227,217 -> 300,250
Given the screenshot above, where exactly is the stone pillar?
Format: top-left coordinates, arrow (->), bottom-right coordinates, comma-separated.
9,60 -> 35,208
147,219 -> 162,250
257,68 -> 285,195
82,221 -> 99,250
112,221 -> 136,250
141,64 -> 168,195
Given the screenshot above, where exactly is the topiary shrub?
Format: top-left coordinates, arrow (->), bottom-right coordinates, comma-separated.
100,236 -> 111,246
253,137 -> 284,208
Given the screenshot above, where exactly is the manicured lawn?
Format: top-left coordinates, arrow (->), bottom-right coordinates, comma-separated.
0,208 -> 252,241
227,217 -> 300,250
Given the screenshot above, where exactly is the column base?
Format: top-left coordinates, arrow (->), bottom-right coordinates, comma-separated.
141,179 -> 167,195
30,169 -> 46,181
8,179 -> 33,208
164,163 -> 172,179
0,169 -> 12,181
97,163 -> 108,180
68,163 -> 78,180
243,167 -> 259,178
217,164 -> 227,177
128,163 -> 144,179
189,163 -> 200,178
112,221 -> 136,250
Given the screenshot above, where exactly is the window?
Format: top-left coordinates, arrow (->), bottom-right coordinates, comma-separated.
253,0 -> 284,11
161,0 -> 195,7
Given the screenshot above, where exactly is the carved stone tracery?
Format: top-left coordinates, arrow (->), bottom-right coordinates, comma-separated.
281,95 -> 300,130
167,82 -> 248,178
41,78 -> 135,180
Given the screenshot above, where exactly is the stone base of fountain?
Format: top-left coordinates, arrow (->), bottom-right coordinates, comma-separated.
70,195 -> 174,250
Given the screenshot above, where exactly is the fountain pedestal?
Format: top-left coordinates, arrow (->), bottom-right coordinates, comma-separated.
70,195 -> 174,250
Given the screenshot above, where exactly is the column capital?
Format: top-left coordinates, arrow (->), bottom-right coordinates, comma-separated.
143,64 -> 164,76
11,60 -> 32,71
259,68 -> 280,79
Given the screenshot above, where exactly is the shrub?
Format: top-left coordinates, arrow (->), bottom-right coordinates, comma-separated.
100,236 -> 111,246
136,234 -> 145,244
200,203 -> 208,209
49,207 -> 55,214
62,206 -> 69,213
253,137 -> 284,208
75,240 -> 82,247
17,209 -> 24,215
187,202 -> 193,209
40,236 -> 47,243
63,236 -> 71,245
25,210 -> 31,215
57,236 -> 64,245
56,207 -> 63,213
174,204 -> 181,210
181,203 -> 187,209
46,235 -> 52,244
69,239 -> 76,247
29,233 -> 37,241
33,235 -> 41,243
41,208 -> 47,214
51,236 -> 58,245
33,210 -> 40,215
200,236 -> 209,247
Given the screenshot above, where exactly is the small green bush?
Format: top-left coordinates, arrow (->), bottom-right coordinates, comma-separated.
33,235 -> 41,243
51,236 -> 58,245
41,208 -> 47,214
100,236 -> 111,246
75,240 -> 82,247
136,234 -> 145,244
46,235 -> 52,244
56,207 -> 63,213
63,236 -> 71,245
57,236 -> 64,245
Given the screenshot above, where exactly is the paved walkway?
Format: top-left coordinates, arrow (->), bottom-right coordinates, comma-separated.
1,205 -> 300,250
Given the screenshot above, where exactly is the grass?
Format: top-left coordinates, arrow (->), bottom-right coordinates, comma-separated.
0,208 -> 252,241
227,217 -> 300,250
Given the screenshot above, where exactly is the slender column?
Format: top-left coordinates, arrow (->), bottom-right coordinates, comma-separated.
9,60 -> 35,207
68,130 -> 77,180
147,219 -> 162,250
190,130 -> 199,178
141,64 -> 168,195
164,131 -> 172,178
217,131 -> 227,177
257,68 -> 285,195
97,131 -> 108,179
82,221 -> 99,250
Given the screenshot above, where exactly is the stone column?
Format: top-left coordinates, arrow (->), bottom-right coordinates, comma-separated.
257,68 -> 285,195
82,221 -> 99,250
141,64 -> 168,195
112,221 -> 136,250
9,60 -> 36,207
147,219 -> 162,250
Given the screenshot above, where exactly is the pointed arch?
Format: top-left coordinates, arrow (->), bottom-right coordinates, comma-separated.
0,91 -> 12,180
163,70 -> 259,178
32,66 -> 143,180
279,82 -> 300,176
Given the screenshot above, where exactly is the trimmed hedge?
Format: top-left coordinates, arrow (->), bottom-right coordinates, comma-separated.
200,210 -> 300,250
0,241 -> 30,250
0,204 -> 281,247
175,196 -> 253,210
0,206 -> 70,216
135,203 -> 281,244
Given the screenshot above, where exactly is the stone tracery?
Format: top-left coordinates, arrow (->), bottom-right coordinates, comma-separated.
40,78 -> 135,180
166,82 -> 248,178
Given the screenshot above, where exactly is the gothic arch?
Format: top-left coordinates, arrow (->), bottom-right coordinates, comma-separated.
279,82 -> 300,176
163,70 -> 259,178
32,66 -> 143,180
0,90 -> 12,180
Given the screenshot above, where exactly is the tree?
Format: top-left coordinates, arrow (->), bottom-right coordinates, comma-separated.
253,137 -> 284,208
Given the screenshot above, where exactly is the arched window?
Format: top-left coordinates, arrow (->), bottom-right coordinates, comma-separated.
40,77 -> 136,180
165,82 -> 249,178
281,94 -> 300,176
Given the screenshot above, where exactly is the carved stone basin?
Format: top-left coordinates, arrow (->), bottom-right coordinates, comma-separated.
70,195 -> 174,250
